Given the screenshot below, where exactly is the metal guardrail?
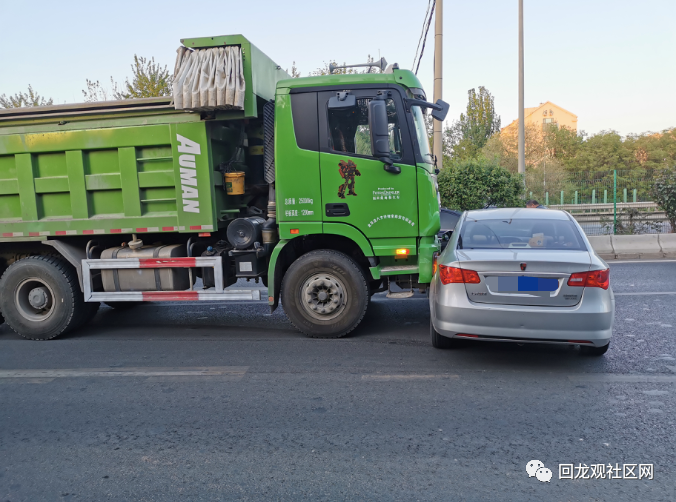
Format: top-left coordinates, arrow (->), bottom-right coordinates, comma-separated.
549,202 -> 671,236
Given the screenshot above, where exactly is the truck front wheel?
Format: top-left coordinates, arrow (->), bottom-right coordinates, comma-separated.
0,256 -> 86,340
281,250 -> 369,338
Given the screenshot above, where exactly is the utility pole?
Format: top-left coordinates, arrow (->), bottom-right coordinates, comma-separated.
433,0 -> 443,171
518,0 -> 525,174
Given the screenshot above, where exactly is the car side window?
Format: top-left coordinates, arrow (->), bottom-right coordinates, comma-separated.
327,98 -> 403,160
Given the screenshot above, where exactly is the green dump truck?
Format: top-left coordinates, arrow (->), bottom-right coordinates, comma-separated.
0,34 -> 448,340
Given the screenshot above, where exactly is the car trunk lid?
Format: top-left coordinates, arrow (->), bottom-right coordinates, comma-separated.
457,249 -> 592,307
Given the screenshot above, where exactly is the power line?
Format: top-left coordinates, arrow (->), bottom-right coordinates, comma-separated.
412,0 -> 432,70
415,0 -> 436,75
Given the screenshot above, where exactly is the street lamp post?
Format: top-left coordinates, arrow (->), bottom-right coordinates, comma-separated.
518,0 -> 525,175
433,0 -> 443,171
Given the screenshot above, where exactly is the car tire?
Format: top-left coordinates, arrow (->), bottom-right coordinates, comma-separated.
0,255 -> 86,340
430,319 -> 463,349
581,342 -> 610,356
281,250 -> 369,338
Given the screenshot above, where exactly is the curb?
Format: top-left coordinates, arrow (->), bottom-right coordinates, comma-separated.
588,234 -> 676,260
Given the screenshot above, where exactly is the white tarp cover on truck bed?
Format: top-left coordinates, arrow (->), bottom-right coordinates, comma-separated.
172,46 -> 245,111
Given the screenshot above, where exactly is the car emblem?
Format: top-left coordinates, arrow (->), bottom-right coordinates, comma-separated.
520,263 -> 527,271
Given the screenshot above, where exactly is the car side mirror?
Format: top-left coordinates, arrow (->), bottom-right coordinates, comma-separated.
368,96 -> 400,174
440,230 -> 452,251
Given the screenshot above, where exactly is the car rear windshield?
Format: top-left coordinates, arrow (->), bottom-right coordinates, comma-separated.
458,218 -> 587,250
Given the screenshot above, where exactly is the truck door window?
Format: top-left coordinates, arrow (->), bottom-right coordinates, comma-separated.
411,105 -> 433,164
328,98 -> 403,160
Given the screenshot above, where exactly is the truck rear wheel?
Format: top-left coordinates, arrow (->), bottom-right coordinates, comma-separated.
281,250 -> 369,338
0,256 -> 86,340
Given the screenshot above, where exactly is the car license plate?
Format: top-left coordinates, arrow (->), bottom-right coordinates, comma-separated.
496,276 -> 559,292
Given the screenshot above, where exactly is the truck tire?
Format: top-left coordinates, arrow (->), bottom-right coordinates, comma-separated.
281,250 -> 369,338
0,255 -> 86,340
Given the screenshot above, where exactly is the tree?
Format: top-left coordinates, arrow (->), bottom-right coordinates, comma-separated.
446,86 -> 500,161
286,62 -> 301,78
570,130 -> 639,174
651,170 -> 676,233
309,55 -> 382,76
82,55 -> 172,102
81,78 -> 121,102
481,123 -> 548,173
0,85 -> 53,108
437,157 -> 524,210
115,55 -> 172,99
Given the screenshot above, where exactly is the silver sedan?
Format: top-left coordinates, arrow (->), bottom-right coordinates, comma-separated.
429,208 -> 614,355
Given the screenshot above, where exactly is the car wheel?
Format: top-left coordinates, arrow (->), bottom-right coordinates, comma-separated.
430,319 -> 463,349
281,250 -> 369,338
0,255 -> 86,340
581,342 -> 610,356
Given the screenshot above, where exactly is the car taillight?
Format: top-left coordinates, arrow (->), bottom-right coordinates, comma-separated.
439,265 -> 481,285
567,269 -> 610,290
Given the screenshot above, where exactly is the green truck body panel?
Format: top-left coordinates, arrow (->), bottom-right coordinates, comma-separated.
0,36 -> 440,301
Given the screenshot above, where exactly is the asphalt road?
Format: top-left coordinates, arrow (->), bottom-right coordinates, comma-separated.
1,261 -> 675,501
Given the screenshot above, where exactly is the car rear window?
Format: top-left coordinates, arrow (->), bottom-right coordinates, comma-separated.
458,218 -> 587,250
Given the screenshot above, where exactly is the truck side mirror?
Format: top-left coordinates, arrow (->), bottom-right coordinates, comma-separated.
431,99 -> 450,121
368,97 -> 400,174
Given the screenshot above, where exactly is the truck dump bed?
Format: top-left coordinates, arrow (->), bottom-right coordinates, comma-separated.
0,35 -> 289,242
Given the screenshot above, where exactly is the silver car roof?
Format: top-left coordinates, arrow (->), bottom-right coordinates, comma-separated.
464,208 -> 571,221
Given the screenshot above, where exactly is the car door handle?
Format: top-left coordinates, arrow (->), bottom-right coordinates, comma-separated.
325,203 -> 350,217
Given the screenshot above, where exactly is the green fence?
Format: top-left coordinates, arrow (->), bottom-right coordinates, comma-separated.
525,170 -> 671,235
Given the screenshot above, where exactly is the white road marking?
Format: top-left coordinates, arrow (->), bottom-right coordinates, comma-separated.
609,260 -> 676,264
614,292 -> 676,296
0,366 -> 248,379
361,374 -> 459,381
568,374 -> 676,383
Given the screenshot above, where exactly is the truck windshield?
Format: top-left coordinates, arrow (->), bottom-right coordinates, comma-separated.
411,106 -> 433,164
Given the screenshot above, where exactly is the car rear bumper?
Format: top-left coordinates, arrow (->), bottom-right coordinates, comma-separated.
430,281 -> 614,347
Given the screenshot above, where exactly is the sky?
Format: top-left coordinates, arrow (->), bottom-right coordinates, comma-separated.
1,0 -> 674,136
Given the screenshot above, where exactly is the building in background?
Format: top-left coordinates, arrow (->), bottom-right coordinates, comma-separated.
502,101 -> 578,134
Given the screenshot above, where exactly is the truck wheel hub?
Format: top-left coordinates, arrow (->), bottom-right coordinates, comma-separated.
15,279 -> 55,322
28,287 -> 50,309
301,275 -> 347,321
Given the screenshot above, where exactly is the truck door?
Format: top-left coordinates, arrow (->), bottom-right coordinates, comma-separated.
317,89 -> 418,239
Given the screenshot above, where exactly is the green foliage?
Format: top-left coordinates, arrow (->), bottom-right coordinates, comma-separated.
445,87 -> 501,161
82,55 -> 172,102
570,130 -> 639,173
287,62 -> 301,78
310,56 -> 382,76
651,170 -> 676,232
115,55 -> 172,99
437,158 -> 524,210
0,85 -> 53,108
